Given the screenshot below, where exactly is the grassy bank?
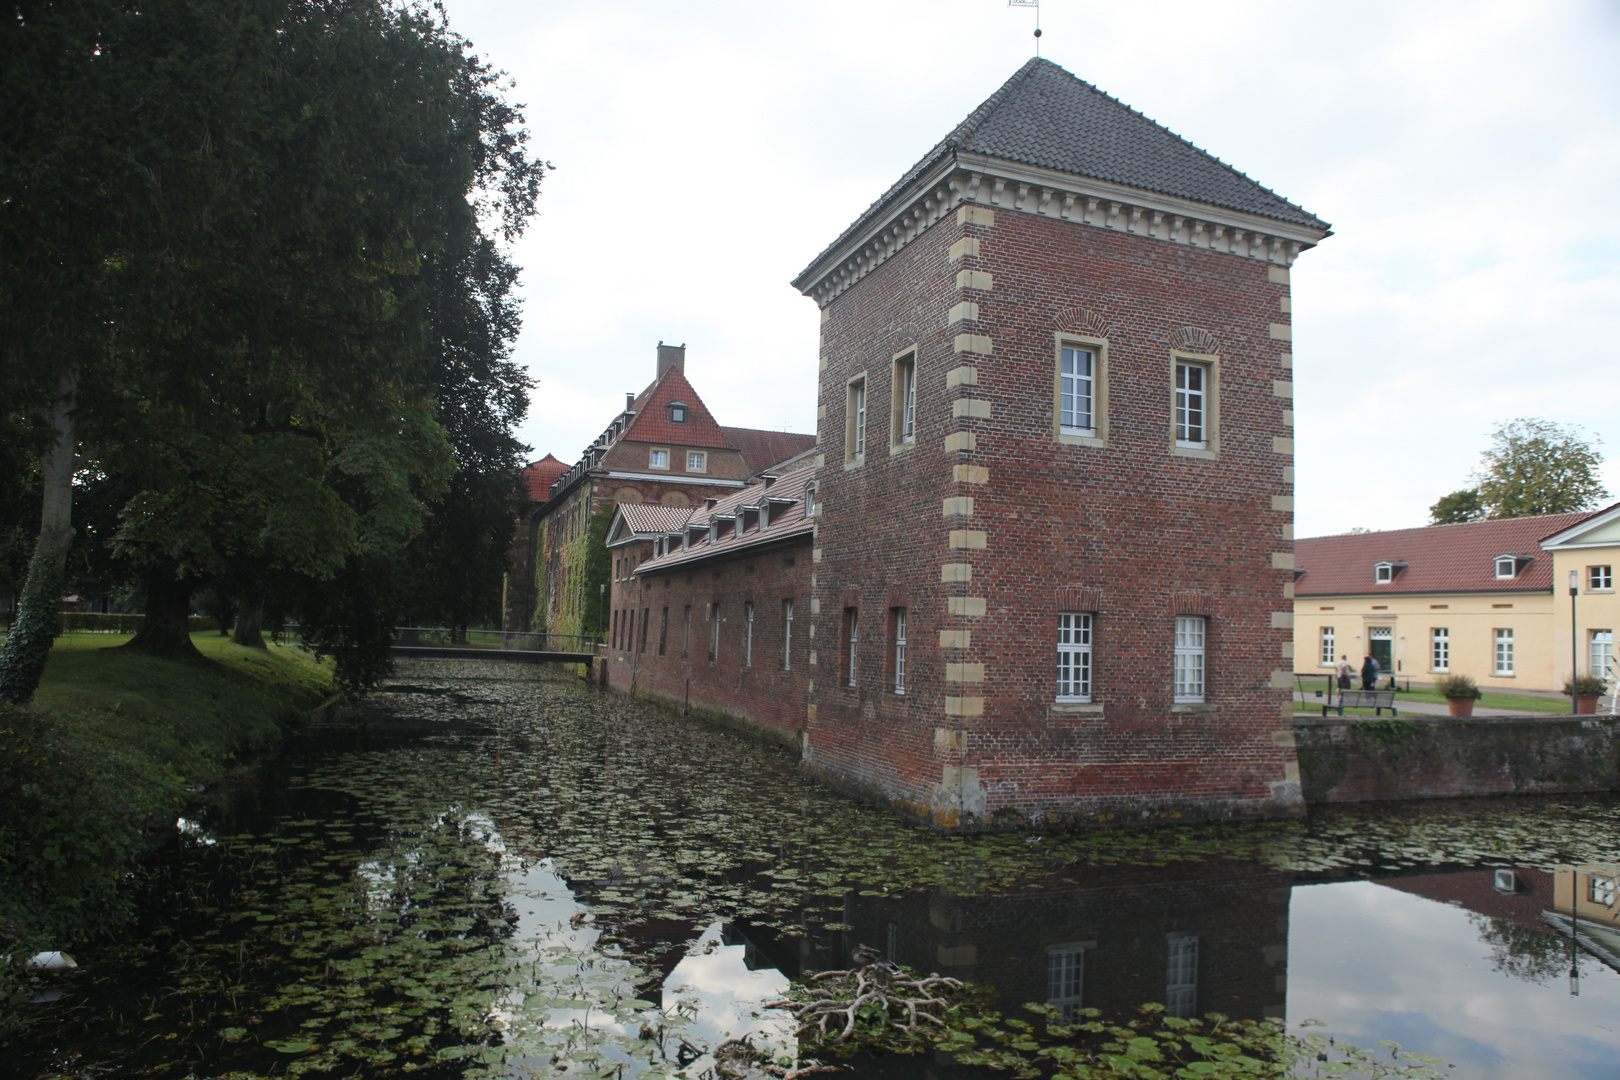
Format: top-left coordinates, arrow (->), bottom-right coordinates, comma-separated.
1,634 -> 332,1017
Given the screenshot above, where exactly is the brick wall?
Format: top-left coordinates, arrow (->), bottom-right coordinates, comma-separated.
807,201 -> 1303,828
608,536 -> 814,748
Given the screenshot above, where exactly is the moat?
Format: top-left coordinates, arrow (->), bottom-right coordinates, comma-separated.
8,659 -> 1620,1078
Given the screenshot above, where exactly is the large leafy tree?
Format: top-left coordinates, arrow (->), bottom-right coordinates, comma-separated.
0,0 -> 545,697
1474,418 -> 1608,520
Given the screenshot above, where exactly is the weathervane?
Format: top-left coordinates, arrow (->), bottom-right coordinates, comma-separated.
1008,0 -> 1041,55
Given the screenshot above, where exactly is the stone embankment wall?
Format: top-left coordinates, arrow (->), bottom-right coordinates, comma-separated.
1294,716 -> 1620,803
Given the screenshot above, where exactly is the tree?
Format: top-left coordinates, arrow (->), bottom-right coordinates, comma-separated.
1474,418 -> 1608,519
0,0 -> 547,697
1429,487 -> 1485,525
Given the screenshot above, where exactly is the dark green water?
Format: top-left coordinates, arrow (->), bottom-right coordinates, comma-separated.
7,660 -> 1620,1078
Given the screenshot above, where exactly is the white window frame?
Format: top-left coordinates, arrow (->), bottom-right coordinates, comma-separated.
744,601 -> 754,667
1059,345 -> 1096,436
1173,358 -> 1214,451
1165,935 -> 1199,1020
649,448 -> 670,470
1057,613 -> 1093,703
1495,556 -> 1516,580
1319,626 -> 1335,667
891,349 -> 917,448
893,608 -> 907,695
1493,627 -> 1514,676
687,451 -> 707,473
846,375 -> 868,465
1174,616 -> 1206,703
1047,946 -> 1085,1022
846,609 -> 859,688
782,599 -> 794,670
1591,629 -> 1614,680
1431,627 -> 1450,672
1591,565 -> 1614,592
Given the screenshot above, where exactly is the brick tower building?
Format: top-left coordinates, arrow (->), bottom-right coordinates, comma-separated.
790,58 -> 1331,827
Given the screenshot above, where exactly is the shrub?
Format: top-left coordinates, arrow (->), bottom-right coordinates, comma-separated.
1434,673 -> 1482,699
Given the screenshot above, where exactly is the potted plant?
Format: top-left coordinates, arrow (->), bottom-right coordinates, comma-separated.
1563,674 -> 1609,715
1435,673 -> 1482,717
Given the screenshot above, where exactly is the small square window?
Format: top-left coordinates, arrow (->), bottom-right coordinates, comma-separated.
687,451 -> 707,472
649,448 -> 670,470
1591,565 -> 1613,591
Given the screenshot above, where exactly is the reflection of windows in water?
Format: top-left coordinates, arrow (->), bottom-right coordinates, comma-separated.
1047,947 -> 1084,1020
1592,875 -> 1618,907
1166,935 -> 1198,1018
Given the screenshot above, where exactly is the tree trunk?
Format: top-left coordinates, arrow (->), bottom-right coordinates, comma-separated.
233,603 -> 266,649
0,374 -> 78,703
123,566 -> 203,660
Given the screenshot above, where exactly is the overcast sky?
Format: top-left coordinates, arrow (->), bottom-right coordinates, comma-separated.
444,0 -> 1620,539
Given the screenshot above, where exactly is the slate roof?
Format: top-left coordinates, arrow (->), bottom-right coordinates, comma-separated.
800,57 -> 1327,285
720,426 -> 819,477
521,454 -> 568,503
621,367 -> 733,450
1295,512 -> 1597,596
634,462 -> 815,574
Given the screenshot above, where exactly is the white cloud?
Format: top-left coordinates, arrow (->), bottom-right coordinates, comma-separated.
448,0 -> 1620,535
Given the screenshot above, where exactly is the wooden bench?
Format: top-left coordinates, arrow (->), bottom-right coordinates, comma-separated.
1322,689 -> 1399,717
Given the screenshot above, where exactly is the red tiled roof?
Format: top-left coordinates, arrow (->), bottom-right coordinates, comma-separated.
617,502 -> 694,536
634,462 -> 816,573
621,368 -> 733,450
522,454 -> 568,502
1295,511 -> 1596,596
721,426 -> 818,477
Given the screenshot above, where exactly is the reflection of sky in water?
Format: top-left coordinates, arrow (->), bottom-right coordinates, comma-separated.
1289,880 -> 1620,1079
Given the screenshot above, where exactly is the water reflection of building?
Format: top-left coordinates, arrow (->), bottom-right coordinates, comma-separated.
731,860 -> 1293,1027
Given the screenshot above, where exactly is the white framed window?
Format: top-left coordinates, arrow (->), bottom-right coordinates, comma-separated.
1057,613 -> 1093,702
845,608 -> 859,688
1319,626 -> 1335,666
782,599 -> 794,670
1591,874 -> 1618,907
1493,628 -> 1514,675
1174,360 -> 1210,448
846,377 -> 867,463
1047,947 -> 1085,1021
892,608 -> 907,694
709,604 -> 721,665
649,448 -> 670,469
891,350 -> 917,447
1059,345 -> 1095,435
1165,936 -> 1199,1019
1591,565 -> 1614,591
687,451 -> 707,473
1431,628 -> 1450,672
1375,562 -> 1394,583
1591,629 -> 1614,680
1174,616 -> 1206,703
744,602 -> 754,667
1495,556 -> 1517,580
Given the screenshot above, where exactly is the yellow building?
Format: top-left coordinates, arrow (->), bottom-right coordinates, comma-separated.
1293,505 -> 1620,694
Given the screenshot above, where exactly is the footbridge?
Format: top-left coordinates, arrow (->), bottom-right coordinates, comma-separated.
391,628 -> 598,666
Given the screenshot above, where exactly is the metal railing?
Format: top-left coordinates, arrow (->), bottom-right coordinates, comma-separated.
393,627 -> 601,653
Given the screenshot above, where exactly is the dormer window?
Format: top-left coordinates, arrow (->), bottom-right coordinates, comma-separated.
668,402 -> 689,423
1495,556 -> 1517,580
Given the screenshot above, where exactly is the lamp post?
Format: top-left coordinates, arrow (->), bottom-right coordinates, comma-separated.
1570,570 -> 1580,715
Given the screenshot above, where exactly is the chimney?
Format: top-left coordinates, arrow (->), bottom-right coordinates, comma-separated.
656,341 -> 686,378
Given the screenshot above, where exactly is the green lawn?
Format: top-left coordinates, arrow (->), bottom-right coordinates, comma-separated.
1,631 -> 334,1003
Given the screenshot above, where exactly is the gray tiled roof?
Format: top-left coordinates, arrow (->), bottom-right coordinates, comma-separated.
801,58 -> 1327,283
